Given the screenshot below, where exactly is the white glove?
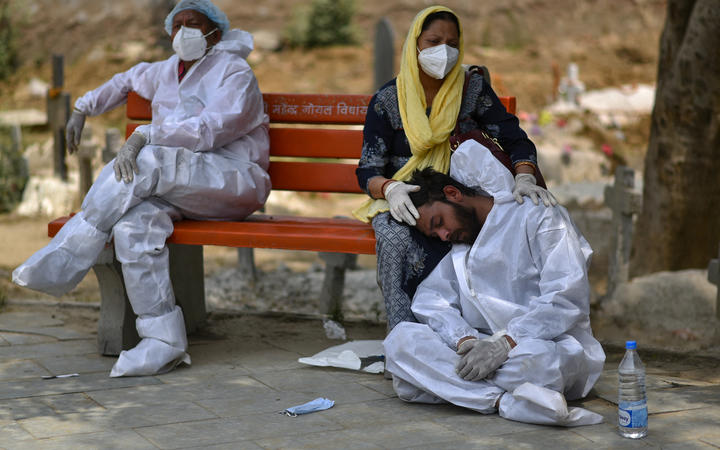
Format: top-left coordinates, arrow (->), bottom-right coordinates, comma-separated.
455,331 -> 512,381
384,181 -> 420,225
65,109 -> 86,154
512,173 -> 558,207
113,132 -> 147,183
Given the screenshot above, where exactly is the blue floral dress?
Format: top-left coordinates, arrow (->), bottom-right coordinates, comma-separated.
356,72 -> 539,330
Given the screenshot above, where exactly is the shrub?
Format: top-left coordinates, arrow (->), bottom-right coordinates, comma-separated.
0,0 -> 19,81
0,126 -> 28,213
286,0 -> 357,48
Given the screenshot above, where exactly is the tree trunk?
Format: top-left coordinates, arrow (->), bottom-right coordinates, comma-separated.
631,0 -> 720,276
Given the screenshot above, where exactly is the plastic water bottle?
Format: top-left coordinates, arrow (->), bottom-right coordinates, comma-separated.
618,340 -> 648,438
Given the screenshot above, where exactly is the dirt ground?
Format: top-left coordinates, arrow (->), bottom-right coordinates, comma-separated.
3,0 -> 666,110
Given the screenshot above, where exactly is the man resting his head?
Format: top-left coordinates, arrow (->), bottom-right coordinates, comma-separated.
383,140 -> 606,426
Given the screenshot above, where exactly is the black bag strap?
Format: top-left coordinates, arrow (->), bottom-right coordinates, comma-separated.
454,65 -> 492,136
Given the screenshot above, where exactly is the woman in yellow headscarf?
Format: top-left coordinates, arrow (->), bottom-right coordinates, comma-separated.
354,6 -> 555,331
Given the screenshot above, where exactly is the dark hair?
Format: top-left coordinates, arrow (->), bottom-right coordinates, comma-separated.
421,11 -> 460,36
407,168 -> 482,208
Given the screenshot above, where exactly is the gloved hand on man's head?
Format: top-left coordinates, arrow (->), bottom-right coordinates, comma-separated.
384,181 -> 421,225
512,173 -> 558,207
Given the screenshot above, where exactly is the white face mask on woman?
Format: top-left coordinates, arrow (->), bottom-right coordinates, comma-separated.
417,44 -> 459,79
173,26 -> 217,61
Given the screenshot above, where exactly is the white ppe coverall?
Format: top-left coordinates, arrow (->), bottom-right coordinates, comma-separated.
384,140 -> 606,426
13,30 -> 271,377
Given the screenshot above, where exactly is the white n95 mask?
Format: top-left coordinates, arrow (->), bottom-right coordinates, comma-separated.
173,26 -> 216,61
417,44 -> 459,80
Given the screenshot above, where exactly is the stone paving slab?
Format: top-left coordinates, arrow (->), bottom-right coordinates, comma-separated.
0,332 -> 55,346
136,413 -> 345,449
306,420 -> 467,449
0,419 -> 35,447
701,433 -> 720,448
286,378 -> 392,405
1,304 -> 719,449
196,391 -> 319,418
640,408 -> 720,446
85,375 -> 274,408
2,326 -> 90,341
185,441 -> 264,450
357,377 -> 396,397
0,359 -> 51,380
254,431 -> 385,449
37,392 -> 106,415
9,429 -> 157,450
0,339 -> 97,361
432,409 -> 546,437
327,398 -> 463,429
0,312 -> 64,329
406,429 -> 600,450
0,397 -> 57,421
0,371 -> 162,400
17,401 -> 218,439
153,360 -> 251,383
35,353 -> 116,375
594,371 -> 720,414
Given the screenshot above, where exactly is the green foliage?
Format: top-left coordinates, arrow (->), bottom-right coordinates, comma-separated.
0,127 -> 28,213
0,0 -> 19,81
286,0 -> 357,48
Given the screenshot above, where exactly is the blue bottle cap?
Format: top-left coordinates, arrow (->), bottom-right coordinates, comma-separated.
625,340 -> 637,349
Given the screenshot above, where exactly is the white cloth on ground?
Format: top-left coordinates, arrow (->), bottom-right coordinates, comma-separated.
383,140 -> 605,426
13,29 -> 270,378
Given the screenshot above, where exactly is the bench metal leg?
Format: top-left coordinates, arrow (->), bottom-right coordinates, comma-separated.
92,243 -> 206,356
236,247 -> 257,282
319,252 -> 357,321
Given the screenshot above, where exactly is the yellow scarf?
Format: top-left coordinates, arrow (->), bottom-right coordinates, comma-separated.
353,5 -> 465,222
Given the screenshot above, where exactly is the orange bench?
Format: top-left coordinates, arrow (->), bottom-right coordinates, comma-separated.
49,90 -> 516,355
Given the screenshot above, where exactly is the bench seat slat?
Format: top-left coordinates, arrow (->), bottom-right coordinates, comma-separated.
126,91 -> 516,125
263,93 -> 371,124
125,125 -> 365,159
268,128 -> 362,158
268,161 -> 362,193
48,215 -> 376,255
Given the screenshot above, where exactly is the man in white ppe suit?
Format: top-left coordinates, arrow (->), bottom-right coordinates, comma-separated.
383,140 -> 606,426
13,0 -> 270,377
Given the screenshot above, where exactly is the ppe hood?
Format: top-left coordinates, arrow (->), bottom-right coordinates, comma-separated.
211,29 -> 254,59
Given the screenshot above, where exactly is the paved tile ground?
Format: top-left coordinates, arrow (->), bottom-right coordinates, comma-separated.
0,302 -> 719,449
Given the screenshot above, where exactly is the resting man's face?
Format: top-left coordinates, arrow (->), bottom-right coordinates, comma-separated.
416,201 -> 482,245
171,9 -> 221,47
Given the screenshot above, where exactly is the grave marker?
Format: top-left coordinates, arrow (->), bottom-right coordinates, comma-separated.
47,54 -> 70,181
374,17 -> 395,91
78,126 -> 95,198
604,166 -> 642,297
103,128 -> 122,164
708,245 -> 719,319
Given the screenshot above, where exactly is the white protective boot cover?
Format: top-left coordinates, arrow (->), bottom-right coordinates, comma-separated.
110,305 -> 191,377
498,382 -> 603,427
392,375 -> 447,404
12,213 -> 109,297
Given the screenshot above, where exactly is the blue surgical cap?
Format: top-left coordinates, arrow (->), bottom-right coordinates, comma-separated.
164,0 -> 230,35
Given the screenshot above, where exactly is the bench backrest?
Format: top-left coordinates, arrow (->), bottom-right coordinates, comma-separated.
126,91 -> 517,194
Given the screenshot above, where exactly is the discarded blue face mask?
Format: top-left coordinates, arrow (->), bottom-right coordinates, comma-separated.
283,397 -> 335,417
